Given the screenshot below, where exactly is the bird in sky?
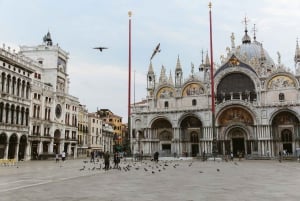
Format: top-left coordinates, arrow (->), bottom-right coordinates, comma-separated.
150,43 -> 161,60
93,47 -> 108,52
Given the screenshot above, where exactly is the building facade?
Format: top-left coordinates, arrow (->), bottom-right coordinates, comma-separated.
87,112 -> 103,154
98,109 -> 123,151
102,123 -> 114,153
77,104 -> 89,158
0,44 -> 34,160
131,25 -> 300,158
0,32 -> 80,161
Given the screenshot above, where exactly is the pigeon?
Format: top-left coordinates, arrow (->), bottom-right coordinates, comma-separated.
199,171 -> 204,173
152,171 -> 155,174
144,168 -> 148,171
217,169 -> 220,172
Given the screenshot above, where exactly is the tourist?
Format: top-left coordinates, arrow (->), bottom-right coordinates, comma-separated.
154,151 -> 159,162
279,151 -> 282,163
230,152 -> 234,161
104,151 -> 110,170
55,152 -> 59,163
61,151 -> 66,162
113,152 -> 119,168
90,151 -> 95,163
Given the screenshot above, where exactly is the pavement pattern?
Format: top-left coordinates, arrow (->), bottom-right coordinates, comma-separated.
1,157 -> 300,201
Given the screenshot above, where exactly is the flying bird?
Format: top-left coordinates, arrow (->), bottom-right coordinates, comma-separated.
150,43 -> 161,60
94,47 -> 108,52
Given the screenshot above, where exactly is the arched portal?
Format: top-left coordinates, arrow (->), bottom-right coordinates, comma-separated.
180,115 -> 202,157
0,133 -> 7,158
19,135 -> 27,160
271,111 -> 300,155
227,127 -> 247,157
151,118 -> 172,156
218,106 -> 254,155
8,134 -> 18,159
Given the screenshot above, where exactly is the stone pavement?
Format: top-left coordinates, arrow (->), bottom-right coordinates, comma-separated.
0,158 -> 300,201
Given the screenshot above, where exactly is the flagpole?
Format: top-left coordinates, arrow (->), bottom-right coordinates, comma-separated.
128,11 -> 132,154
209,2 -> 217,157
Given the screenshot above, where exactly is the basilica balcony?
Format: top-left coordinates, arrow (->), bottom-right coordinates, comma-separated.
132,106 -> 210,114
262,100 -> 300,107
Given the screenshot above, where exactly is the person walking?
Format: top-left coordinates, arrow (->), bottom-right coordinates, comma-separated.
90,151 -> 95,163
55,152 -> 59,163
230,152 -> 234,161
279,151 -> 282,163
61,151 -> 66,162
104,151 -> 110,170
113,152 -> 119,169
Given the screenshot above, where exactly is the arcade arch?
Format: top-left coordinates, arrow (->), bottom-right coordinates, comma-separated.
179,115 -> 202,156
150,118 -> 172,155
271,111 -> 300,155
218,106 -> 254,156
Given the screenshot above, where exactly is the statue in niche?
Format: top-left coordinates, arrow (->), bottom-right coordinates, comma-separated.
231,33 -> 235,48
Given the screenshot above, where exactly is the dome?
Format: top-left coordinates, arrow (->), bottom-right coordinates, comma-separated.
238,41 -> 275,67
235,29 -> 275,70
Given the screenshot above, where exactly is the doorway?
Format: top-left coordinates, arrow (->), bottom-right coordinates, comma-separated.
283,143 -> 292,155
191,144 -> 199,157
232,138 -> 245,157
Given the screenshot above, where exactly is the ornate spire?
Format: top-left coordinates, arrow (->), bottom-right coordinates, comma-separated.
175,55 -> 182,71
295,38 -> 300,63
191,62 -> 195,76
43,31 -> 53,46
205,51 -> 210,66
231,33 -> 235,49
242,16 -> 251,44
147,61 -> 154,74
252,24 -> 257,41
168,70 -> 173,85
259,43 -> 266,64
159,65 -> 167,84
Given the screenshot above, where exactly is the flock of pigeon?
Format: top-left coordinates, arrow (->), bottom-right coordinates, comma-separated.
77,158 -> 239,175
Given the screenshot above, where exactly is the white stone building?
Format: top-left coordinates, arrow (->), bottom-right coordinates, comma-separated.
0,44 -> 34,160
20,32 -> 79,160
131,24 -> 300,158
102,123 -> 114,153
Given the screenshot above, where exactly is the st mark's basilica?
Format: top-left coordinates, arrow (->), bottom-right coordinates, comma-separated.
130,21 -> 300,158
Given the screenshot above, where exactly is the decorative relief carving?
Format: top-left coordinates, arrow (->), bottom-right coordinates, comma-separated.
219,107 -> 253,125
182,83 -> 204,97
157,87 -> 175,99
268,75 -> 295,89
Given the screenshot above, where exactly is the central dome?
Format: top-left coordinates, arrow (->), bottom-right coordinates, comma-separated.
235,29 -> 275,71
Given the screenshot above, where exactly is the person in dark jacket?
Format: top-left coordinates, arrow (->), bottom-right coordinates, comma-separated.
104,151 -> 110,170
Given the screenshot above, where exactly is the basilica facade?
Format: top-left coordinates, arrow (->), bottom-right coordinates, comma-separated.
130,25 -> 300,158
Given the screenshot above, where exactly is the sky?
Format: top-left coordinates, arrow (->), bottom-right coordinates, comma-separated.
1,0 -> 300,122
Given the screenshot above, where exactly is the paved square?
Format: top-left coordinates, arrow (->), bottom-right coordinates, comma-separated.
1,158 -> 300,201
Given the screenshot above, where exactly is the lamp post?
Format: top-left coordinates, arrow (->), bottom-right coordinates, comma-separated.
128,11 -> 132,155
209,2 -> 218,158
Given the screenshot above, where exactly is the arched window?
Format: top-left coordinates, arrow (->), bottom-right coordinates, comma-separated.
192,99 -> 197,106
279,93 -> 285,102
190,132 -> 199,143
164,101 -> 169,108
281,129 -> 292,142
